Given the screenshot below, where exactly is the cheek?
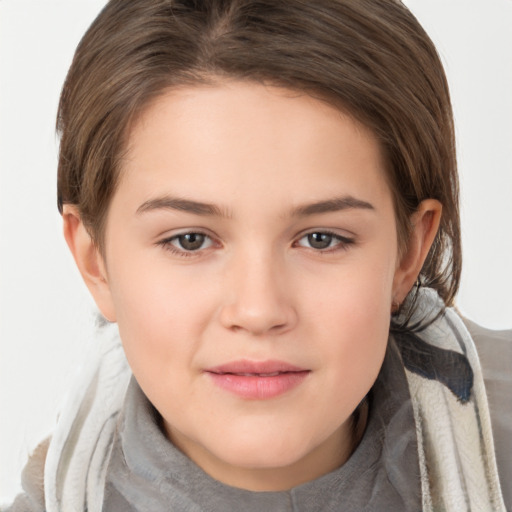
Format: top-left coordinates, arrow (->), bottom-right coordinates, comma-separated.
307,244 -> 395,326
306,254 -> 395,396
106,251 -> 216,377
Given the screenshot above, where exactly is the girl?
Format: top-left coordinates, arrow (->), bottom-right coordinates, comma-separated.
6,1 -> 510,510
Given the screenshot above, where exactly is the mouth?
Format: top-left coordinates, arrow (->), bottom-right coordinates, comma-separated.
205,360 -> 310,400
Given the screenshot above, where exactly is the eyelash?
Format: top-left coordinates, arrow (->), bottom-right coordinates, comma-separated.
294,230 -> 355,253
157,230 -> 355,257
157,231 -> 215,258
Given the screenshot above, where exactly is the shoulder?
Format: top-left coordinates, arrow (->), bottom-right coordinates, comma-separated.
462,317 -> 512,509
3,438 -> 49,512
462,317 -> 512,400
463,316 -> 512,360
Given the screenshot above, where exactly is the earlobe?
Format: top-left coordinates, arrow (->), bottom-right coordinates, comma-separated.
392,199 -> 442,306
62,205 -> 116,322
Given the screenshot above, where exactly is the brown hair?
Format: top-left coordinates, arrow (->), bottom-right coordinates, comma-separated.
57,0 -> 461,311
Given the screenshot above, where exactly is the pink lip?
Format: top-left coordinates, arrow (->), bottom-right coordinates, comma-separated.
205,360 -> 310,400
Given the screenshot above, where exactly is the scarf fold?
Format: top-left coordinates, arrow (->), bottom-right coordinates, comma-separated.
43,322 -> 131,512
43,290 -> 506,511
393,289 -> 505,511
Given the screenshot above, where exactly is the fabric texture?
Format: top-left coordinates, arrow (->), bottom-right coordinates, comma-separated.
44,322 -> 131,512
464,318 -> 512,508
391,289 -> 506,510
4,288 -> 510,511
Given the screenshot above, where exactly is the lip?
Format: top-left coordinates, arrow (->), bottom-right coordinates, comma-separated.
205,360 -> 310,400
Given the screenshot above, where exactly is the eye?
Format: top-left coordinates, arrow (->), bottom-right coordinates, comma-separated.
159,232 -> 214,255
296,231 -> 354,251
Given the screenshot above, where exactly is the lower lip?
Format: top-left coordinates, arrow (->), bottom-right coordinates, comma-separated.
206,371 -> 310,400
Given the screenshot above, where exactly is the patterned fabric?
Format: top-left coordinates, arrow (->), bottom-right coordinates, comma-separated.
393,289 -> 506,511
43,323 -> 131,512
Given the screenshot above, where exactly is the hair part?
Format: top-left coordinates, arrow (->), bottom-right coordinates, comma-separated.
57,0 -> 461,315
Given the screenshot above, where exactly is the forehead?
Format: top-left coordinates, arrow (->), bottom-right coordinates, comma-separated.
117,81 -> 391,216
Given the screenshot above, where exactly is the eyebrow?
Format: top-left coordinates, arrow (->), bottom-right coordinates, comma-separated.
136,194 -> 374,218
136,197 -> 230,217
292,196 -> 375,216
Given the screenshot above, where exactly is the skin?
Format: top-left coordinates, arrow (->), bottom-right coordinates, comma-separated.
63,81 -> 441,491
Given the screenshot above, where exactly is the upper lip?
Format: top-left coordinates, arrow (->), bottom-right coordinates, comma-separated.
205,359 -> 308,376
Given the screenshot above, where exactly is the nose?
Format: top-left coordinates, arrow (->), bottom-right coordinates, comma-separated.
218,250 -> 297,336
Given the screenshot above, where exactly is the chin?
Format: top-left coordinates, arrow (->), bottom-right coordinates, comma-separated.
205,427 -> 322,470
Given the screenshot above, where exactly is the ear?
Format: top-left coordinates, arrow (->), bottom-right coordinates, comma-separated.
62,205 -> 117,322
392,199 -> 442,307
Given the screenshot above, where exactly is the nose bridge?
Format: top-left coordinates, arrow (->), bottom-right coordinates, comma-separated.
219,243 -> 296,335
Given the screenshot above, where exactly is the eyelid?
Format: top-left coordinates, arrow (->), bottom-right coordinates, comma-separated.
156,229 -> 220,257
294,229 -> 356,251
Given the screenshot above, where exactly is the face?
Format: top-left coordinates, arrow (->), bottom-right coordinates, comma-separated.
97,82 -> 405,490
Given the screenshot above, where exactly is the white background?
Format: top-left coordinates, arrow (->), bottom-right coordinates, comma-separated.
1,0 -> 511,503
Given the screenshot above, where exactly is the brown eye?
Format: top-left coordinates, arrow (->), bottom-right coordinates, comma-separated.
296,231 -> 354,252
176,233 -> 207,251
307,232 -> 333,249
158,231 -> 215,256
